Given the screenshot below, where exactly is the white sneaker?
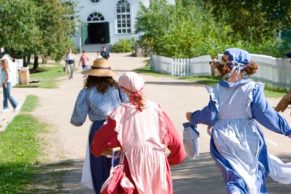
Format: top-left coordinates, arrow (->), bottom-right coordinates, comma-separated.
2,108 -> 10,113
14,104 -> 21,112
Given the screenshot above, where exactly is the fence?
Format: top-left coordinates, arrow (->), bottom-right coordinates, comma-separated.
151,55 -> 211,77
151,54 -> 291,90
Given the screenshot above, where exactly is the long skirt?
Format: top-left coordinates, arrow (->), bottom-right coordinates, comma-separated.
81,120 -> 111,194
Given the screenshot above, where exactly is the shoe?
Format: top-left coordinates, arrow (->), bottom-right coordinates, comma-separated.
14,104 -> 21,112
2,108 -> 10,113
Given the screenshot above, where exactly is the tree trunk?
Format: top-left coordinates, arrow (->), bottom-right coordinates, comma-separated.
23,56 -> 28,67
33,55 -> 39,70
27,55 -> 31,65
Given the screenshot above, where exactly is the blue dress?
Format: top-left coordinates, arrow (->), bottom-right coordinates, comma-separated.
71,86 -> 128,194
190,78 -> 291,194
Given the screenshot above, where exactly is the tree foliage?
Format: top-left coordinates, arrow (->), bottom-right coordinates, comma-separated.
203,0 -> 291,43
135,0 -> 229,58
0,0 -> 74,67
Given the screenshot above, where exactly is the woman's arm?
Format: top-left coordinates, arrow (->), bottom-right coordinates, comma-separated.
186,98 -> 218,126
252,85 -> 291,137
70,90 -> 89,126
91,118 -> 120,156
160,111 -> 186,165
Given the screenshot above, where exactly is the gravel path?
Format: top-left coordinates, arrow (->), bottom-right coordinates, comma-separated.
2,53 -> 290,193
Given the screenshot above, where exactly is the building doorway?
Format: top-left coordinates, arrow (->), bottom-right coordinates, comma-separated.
87,22 -> 110,44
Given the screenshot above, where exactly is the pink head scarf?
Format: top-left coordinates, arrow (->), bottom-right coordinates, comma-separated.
118,72 -> 145,111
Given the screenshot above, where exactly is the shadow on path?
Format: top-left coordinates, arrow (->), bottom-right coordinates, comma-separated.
23,153 -> 291,194
172,153 -> 291,194
25,159 -> 93,194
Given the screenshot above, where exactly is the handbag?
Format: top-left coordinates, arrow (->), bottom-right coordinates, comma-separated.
183,122 -> 200,160
100,151 -> 135,194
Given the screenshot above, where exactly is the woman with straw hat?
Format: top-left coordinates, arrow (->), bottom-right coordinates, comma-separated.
71,58 -> 128,194
91,72 -> 186,194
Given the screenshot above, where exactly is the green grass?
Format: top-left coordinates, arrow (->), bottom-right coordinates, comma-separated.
135,65 -> 288,98
16,64 -> 66,88
20,95 -> 38,112
0,95 -> 46,194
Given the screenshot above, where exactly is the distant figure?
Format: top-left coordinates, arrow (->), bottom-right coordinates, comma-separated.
100,46 -> 110,60
65,48 -> 75,79
96,51 -> 102,60
79,50 -> 90,71
275,53 -> 291,113
0,59 -> 20,112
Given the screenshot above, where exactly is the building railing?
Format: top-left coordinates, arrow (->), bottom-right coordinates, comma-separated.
150,54 -> 291,90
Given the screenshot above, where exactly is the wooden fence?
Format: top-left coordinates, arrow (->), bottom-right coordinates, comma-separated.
151,54 -> 291,89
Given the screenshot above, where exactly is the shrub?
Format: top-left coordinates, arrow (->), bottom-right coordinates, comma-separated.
111,39 -> 133,53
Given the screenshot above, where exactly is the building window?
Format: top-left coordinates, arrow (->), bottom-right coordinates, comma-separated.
116,0 -> 131,34
87,12 -> 104,22
90,0 -> 100,3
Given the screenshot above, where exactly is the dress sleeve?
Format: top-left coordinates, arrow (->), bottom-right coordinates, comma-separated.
160,110 -> 186,165
90,118 -> 120,157
252,84 -> 291,136
190,99 -> 218,126
70,89 -> 89,126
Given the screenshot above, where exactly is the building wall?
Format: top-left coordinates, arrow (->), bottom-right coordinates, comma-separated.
70,0 -> 175,50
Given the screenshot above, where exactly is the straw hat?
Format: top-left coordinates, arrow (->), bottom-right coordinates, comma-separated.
82,58 -> 116,77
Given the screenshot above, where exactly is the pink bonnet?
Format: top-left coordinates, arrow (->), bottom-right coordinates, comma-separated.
118,72 -> 144,93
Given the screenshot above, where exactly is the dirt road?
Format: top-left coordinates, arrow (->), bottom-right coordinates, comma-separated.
6,53 -> 290,193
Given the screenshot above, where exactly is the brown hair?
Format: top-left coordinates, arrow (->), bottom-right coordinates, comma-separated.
84,76 -> 118,93
122,87 -> 145,111
211,60 -> 258,77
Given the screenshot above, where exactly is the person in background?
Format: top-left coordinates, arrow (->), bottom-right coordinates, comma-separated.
275,53 -> 291,113
96,51 -> 102,60
71,58 -> 128,194
91,72 -> 186,194
100,46 -> 110,60
187,48 -> 291,194
65,48 -> 75,79
0,59 -> 20,112
79,50 -> 90,71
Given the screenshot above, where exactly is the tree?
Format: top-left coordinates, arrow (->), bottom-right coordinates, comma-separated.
32,0 -> 74,69
0,0 -> 74,69
0,0 -> 41,64
135,0 -> 229,57
203,0 -> 291,43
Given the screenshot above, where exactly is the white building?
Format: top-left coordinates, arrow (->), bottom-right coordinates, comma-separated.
68,0 -> 174,51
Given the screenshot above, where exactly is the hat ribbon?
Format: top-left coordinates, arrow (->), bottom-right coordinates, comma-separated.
92,67 -> 111,70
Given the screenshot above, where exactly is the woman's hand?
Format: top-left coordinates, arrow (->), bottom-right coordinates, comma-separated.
186,112 -> 192,122
101,148 -> 112,156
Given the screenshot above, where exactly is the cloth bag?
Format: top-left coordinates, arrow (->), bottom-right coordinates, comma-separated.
100,151 -> 135,194
183,122 -> 199,159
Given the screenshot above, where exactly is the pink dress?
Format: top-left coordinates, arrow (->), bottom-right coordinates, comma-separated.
91,100 -> 186,194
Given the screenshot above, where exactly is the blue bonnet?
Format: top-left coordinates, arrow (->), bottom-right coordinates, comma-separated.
223,48 -> 251,79
224,48 -> 251,65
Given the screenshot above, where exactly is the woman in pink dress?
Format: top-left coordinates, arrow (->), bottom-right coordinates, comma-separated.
91,72 -> 186,194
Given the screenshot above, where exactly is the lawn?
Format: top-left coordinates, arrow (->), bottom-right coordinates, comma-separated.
135,65 -> 287,98
0,95 -> 46,193
16,64 -> 66,88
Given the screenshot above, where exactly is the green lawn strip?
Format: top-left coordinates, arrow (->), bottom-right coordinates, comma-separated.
0,95 -> 46,193
16,64 -> 66,88
20,95 -> 38,112
134,65 -> 287,98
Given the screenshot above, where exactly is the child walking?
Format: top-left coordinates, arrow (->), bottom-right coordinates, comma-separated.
91,72 -> 186,194
186,48 -> 291,194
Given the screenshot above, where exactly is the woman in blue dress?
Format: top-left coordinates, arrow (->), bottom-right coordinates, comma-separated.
71,58 -> 127,193
186,48 -> 291,194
